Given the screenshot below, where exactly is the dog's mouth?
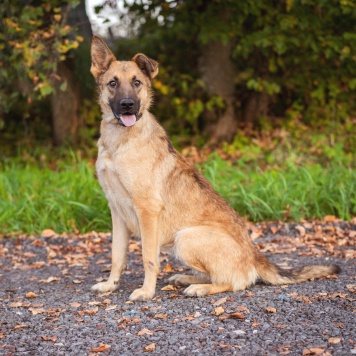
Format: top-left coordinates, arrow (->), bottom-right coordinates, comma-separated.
113,112 -> 137,127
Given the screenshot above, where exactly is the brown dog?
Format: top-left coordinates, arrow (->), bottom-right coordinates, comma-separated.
90,35 -> 340,301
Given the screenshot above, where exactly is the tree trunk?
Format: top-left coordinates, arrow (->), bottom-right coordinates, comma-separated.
51,62 -> 80,145
51,1 -> 92,145
243,90 -> 269,127
199,41 -> 237,143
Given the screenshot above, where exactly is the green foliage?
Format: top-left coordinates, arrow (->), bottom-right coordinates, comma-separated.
0,0 -> 82,116
122,0 -> 356,137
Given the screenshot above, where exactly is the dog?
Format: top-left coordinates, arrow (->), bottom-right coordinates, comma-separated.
90,35 -> 340,301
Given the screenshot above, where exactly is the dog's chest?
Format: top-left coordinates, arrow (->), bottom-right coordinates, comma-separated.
96,150 -> 140,234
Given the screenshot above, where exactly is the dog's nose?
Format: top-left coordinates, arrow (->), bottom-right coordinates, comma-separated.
120,99 -> 134,111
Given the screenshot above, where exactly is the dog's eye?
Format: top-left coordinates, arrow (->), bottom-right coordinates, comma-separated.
108,80 -> 116,88
133,80 -> 141,87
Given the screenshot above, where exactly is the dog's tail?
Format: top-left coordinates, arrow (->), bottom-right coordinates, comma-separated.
255,253 -> 341,285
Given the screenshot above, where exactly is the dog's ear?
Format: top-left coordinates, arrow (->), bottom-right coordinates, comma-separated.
90,35 -> 116,79
132,53 -> 159,79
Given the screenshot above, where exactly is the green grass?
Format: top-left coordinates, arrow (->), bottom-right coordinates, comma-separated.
0,153 -> 355,235
201,155 -> 356,222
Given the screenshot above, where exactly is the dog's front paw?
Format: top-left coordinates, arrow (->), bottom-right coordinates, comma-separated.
91,280 -> 118,293
129,287 -> 155,301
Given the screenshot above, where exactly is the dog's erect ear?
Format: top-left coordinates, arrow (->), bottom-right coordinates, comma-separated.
132,53 -> 159,79
90,35 -> 116,79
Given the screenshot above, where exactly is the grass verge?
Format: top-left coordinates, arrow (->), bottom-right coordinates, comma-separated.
0,154 -> 355,235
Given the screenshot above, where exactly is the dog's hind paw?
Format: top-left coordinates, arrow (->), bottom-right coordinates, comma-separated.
91,280 -> 118,293
183,284 -> 210,297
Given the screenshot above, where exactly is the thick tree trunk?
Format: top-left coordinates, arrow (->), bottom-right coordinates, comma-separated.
51,62 -> 80,145
243,90 -> 269,127
199,41 -> 237,142
51,1 -> 92,145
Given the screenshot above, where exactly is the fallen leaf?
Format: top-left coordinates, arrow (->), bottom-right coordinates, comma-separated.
213,297 -> 227,306
302,347 -> 325,355
160,284 -> 177,291
41,336 -> 58,343
229,312 -> 245,319
89,343 -> 111,352
41,229 -> 56,237
105,305 -> 117,311
72,280 -> 82,284
153,313 -> 167,319
13,324 -> 28,330
25,292 -> 38,299
39,276 -> 60,283
31,261 -> 46,269
28,308 -> 46,315
9,301 -> 23,308
328,337 -> 341,344
211,306 -> 225,316
295,225 -> 306,237
162,263 -> 174,273
88,301 -> 102,306
237,305 -> 250,313
265,307 -> 277,313
69,302 -> 81,308
0,333 -> 4,339
138,328 -> 153,336
143,343 -> 156,352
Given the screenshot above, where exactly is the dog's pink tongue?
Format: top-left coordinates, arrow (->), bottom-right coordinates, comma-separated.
121,114 -> 136,127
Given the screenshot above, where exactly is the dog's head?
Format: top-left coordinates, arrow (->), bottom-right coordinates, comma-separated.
90,35 -> 158,127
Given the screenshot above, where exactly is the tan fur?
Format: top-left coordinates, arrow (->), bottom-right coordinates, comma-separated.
90,36 -> 340,301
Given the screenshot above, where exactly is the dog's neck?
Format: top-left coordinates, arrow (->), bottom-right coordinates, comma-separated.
98,111 -> 156,153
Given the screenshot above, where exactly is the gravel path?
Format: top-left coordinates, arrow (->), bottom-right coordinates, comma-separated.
0,221 -> 355,355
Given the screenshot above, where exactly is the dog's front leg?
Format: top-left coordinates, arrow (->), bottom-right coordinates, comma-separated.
91,212 -> 129,293
129,209 -> 160,301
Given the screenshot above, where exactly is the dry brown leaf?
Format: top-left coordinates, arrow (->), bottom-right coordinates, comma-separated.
295,225 -> 306,237
39,277 -> 60,283
41,229 -> 56,237
143,343 -> 156,352
153,313 -> 168,319
160,284 -> 177,291
303,347 -> 325,355
89,343 -> 111,352
13,324 -> 28,330
0,333 -> 4,339
69,302 -> 81,308
105,305 -> 117,311
237,305 -> 250,313
162,263 -> 174,273
29,308 -> 46,315
41,336 -> 58,343
9,301 -> 23,308
88,301 -> 102,306
328,337 -> 341,344
323,215 -> 338,222
25,292 -> 38,299
265,307 -> 277,313
31,261 -> 46,269
211,306 -> 225,316
229,312 -> 245,319
213,297 -> 227,306
72,279 -> 82,284
138,328 -> 154,336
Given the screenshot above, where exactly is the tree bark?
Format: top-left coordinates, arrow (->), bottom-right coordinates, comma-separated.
51,1 -> 92,145
199,41 -> 237,142
243,90 -> 269,127
51,62 -> 80,145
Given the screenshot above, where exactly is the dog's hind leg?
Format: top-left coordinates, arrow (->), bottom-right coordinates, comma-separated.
168,273 -> 210,286
173,226 -> 258,297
